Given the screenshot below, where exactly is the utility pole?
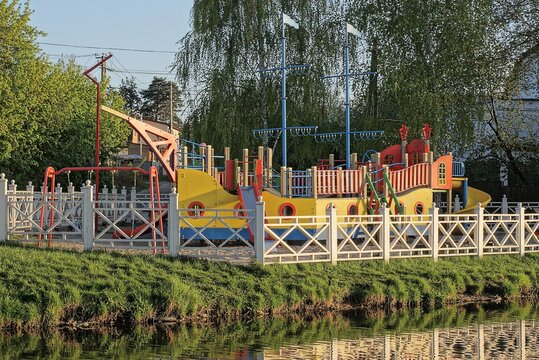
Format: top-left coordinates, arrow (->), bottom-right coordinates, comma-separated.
169,81 -> 173,133
84,53 -> 112,200
96,53 -> 108,95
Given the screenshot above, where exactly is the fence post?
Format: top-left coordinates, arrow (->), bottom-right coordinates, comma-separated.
266,148 -> 273,188
454,195 -> 461,212
0,174 -> 8,241
121,186 -> 127,208
67,182 -> 74,195
501,195 -> 508,214
476,203 -> 484,257
130,186 -> 136,223
280,166 -> 286,196
361,165 -> 368,197
311,166 -> 318,199
287,167 -> 293,198
242,148 -> 249,185
517,203 -> 525,256
430,205 -> 439,261
351,153 -> 358,170
8,180 -> 16,193
327,203 -> 338,265
255,197 -> 265,265
168,188 -> 180,257
81,180 -> 94,251
382,204 -> 391,262
206,145 -> 213,174
382,165 -> 389,200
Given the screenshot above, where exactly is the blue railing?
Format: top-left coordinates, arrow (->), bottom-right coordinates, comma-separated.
453,161 -> 465,177
287,170 -> 313,197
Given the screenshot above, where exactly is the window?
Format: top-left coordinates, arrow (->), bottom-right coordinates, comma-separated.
438,163 -> 446,185
414,202 -> 424,215
348,203 -> 359,215
384,154 -> 394,165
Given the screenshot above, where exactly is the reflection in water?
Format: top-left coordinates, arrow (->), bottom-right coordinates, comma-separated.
2,303 -> 539,359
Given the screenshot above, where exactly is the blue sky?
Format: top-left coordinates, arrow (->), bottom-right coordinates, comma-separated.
30,0 -> 193,88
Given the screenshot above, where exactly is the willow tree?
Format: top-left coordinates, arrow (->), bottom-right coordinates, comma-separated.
176,0 -> 536,171
175,0 -> 378,167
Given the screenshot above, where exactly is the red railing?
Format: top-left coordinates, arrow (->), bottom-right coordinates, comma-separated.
387,163 -> 430,193
316,169 -> 364,196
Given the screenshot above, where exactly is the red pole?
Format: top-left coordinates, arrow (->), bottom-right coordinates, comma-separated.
96,82 -> 101,200
84,54 -> 112,200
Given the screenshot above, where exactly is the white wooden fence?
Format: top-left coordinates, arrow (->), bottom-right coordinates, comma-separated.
1,173 -> 538,265
0,175 -> 178,254
255,201 -> 539,264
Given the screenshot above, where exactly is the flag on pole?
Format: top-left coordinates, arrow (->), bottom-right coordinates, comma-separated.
283,13 -> 299,29
346,23 -> 361,37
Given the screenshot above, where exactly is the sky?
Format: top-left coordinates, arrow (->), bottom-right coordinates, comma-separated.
29,0 -> 193,89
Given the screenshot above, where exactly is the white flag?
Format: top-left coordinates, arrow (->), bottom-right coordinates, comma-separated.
346,23 -> 361,37
283,13 -> 299,29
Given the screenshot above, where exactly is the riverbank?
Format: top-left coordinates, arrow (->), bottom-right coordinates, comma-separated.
0,243 -> 538,330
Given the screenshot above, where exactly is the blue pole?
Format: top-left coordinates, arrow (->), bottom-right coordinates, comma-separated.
345,25 -> 351,170
281,14 -> 287,168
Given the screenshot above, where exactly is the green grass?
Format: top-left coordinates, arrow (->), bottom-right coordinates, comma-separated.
0,242 -> 538,329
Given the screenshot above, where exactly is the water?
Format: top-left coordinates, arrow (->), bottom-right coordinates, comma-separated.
4,303 -> 539,359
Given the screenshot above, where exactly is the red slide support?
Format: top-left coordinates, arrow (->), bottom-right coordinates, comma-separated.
101,105 -> 177,183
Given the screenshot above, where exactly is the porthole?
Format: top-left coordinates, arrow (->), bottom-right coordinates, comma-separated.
414,202 -> 424,215
348,203 -> 359,215
279,203 -> 296,217
187,201 -> 205,217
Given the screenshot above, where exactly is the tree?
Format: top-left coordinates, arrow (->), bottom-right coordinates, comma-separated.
140,77 -> 182,127
118,77 -> 141,115
175,0 -> 345,165
176,0 -> 539,176
0,0 -> 130,184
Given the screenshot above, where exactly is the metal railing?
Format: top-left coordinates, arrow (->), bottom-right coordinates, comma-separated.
453,161 -> 465,177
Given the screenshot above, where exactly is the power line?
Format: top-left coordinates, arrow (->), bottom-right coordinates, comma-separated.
38,41 -> 177,54
45,53 -> 98,58
108,68 -> 175,76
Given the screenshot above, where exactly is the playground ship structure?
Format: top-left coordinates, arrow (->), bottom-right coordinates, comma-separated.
166,122 -> 491,240
39,14 -> 492,245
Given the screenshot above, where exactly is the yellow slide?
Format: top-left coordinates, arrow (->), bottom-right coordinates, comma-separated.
454,186 -> 491,214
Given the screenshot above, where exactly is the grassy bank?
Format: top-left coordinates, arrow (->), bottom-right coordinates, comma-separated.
0,243 -> 538,329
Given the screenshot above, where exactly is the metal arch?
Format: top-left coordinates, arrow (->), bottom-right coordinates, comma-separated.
252,128 -> 282,140
252,126 -> 318,140
287,126 -> 318,137
312,130 -> 383,143
352,131 -> 384,141
313,132 -> 344,143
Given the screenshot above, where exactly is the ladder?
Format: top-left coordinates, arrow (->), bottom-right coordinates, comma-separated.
365,170 -> 404,215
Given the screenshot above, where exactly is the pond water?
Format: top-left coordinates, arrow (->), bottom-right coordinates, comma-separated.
4,303 -> 539,359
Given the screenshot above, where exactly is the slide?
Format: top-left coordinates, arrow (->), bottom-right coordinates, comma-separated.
238,185 -> 259,240
454,186 -> 491,214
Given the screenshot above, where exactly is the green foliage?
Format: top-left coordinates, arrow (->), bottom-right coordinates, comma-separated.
1,305 -> 538,358
1,243 -> 539,330
118,77 -> 141,115
177,0 -> 539,174
0,1 -> 130,184
140,77 -> 181,127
